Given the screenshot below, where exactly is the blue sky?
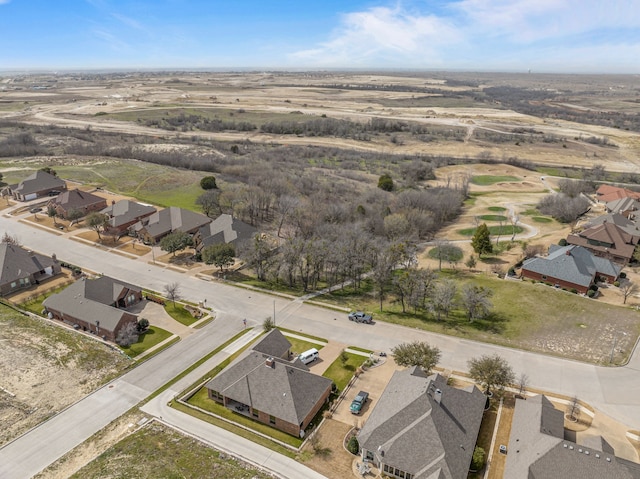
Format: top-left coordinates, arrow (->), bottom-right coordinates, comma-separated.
1,0 -> 639,72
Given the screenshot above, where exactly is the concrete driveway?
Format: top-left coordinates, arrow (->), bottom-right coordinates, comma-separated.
128,301 -> 195,338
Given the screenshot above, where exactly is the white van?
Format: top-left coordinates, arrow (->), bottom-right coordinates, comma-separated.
298,348 -> 319,365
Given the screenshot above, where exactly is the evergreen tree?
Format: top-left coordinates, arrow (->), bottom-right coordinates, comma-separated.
471,223 -> 493,256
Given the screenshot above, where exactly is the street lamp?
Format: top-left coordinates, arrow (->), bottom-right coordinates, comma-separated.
273,300 -> 276,326
610,331 -> 627,364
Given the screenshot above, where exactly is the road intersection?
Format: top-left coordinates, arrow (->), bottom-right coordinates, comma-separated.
0,214 -> 639,478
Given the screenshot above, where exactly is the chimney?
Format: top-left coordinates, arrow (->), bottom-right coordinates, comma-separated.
265,357 -> 275,368
434,389 -> 442,405
566,250 -> 571,256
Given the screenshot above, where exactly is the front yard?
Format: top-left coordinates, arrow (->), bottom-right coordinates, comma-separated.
119,326 -> 172,358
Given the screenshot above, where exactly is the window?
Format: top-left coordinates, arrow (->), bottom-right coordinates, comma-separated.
252,409 -> 259,418
269,415 -> 276,425
541,275 -> 547,280
10,282 -> 16,289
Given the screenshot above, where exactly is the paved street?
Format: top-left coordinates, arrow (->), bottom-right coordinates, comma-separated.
0,213 -> 639,478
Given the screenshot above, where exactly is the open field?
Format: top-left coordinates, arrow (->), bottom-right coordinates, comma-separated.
0,305 -> 130,446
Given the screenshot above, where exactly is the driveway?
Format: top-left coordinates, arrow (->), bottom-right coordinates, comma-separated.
128,301 -> 195,338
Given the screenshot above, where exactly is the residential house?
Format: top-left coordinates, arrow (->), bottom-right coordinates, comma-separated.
132,206 -> 211,244
596,184 -> 640,204
521,245 -> 622,294
0,243 -> 61,296
5,170 -> 67,201
605,197 -> 640,219
43,275 -> 142,342
505,395 -> 640,478
566,221 -> 639,265
357,367 -> 486,479
585,213 -> 640,237
205,329 -> 332,437
47,188 -> 107,219
101,200 -> 156,236
194,214 -> 257,252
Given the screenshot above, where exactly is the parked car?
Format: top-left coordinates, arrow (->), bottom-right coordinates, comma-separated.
348,311 -> 373,323
29,207 -> 42,213
350,390 -> 369,414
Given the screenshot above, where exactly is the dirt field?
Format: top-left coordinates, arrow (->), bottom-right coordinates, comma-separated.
0,306 -> 131,447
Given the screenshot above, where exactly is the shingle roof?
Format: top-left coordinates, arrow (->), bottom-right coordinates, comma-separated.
252,329 -> 292,358
505,395 -> 640,479
138,207 -> 211,238
358,368 -> 486,479
101,200 -> 156,228
0,243 -> 57,286
205,350 -> 331,426
14,170 -> 66,196
605,197 -> 640,215
586,213 -> 640,237
51,188 -> 106,211
522,245 -> 621,288
567,222 -> 637,262
198,214 -> 257,248
43,277 -> 137,333
596,185 -> 640,203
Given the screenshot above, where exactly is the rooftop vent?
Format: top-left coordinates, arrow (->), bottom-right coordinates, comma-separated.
606,458 -> 611,462
434,389 -> 442,405
265,357 -> 275,368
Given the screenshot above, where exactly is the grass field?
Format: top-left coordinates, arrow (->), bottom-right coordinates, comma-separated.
471,175 -> 521,185
287,336 -> 323,356
165,302 -> 199,326
70,421 -> 275,479
532,216 -> 553,223
322,272 -> 640,364
478,214 -> 508,221
487,206 -> 507,212
119,326 -> 172,358
322,352 -> 366,392
459,225 -> 524,236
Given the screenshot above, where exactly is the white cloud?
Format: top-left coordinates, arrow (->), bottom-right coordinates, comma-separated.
291,6 -> 460,67
111,13 -> 145,31
290,1 -> 640,71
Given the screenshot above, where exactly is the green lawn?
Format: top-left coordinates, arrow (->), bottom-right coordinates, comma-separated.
478,214 -> 508,221
471,175 -> 520,185
70,421 -> 276,479
165,302 -> 198,326
186,388 -> 304,448
287,336 -> 323,356
487,206 -> 507,212
532,216 -> 553,223
322,352 -> 366,392
458,225 -> 524,236
119,326 -> 172,358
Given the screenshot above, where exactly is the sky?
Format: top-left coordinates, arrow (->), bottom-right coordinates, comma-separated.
1,0 -> 639,73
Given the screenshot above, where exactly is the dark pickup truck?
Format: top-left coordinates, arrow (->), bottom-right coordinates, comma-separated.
350,390 -> 369,414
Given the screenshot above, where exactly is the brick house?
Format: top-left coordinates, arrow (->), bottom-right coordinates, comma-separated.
521,245 -> 621,294
566,221 -> 639,265
132,206 -> 211,244
43,276 -> 142,342
5,170 -> 67,201
101,200 -> 156,236
505,395 -> 640,478
358,367 -> 486,479
0,243 -> 61,296
205,329 -> 332,437
47,188 -> 107,219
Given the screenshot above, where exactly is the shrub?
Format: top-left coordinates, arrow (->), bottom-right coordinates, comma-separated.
200,176 -> 217,190
378,173 -> 394,191
620,272 -> 627,279
347,436 -> 359,455
614,281 -> 620,287
587,289 -> 596,298
471,446 -> 485,471
570,288 -> 578,294
558,238 -> 567,246
589,284 -> 598,291
508,267 -> 516,276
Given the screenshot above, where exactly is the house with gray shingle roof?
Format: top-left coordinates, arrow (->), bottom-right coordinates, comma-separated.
0,243 -> 61,296
566,221 -> 639,265
132,206 -> 211,244
205,329 -> 332,437
101,200 -> 156,235
521,245 -> 621,294
605,197 -> 640,219
6,170 -> 67,201
585,213 -> 640,238
43,275 -> 142,342
194,214 -> 257,252
505,395 -> 640,479
47,188 -> 107,219
357,367 -> 486,479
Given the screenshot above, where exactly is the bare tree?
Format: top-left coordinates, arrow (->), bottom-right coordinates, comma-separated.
431,279 -> 457,321
164,282 -> 181,308
566,396 -> 580,422
196,189 -> 221,218
1,232 -> 20,245
510,215 -> 520,241
275,194 -> 299,238
85,212 -> 109,241
620,281 -> 638,304
116,322 -> 139,347
516,373 -> 529,398
461,285 -> 493,321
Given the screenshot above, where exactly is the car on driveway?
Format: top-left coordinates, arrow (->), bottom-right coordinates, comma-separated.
29,207 -> 43,214
348,311 -> 373,323
350,390 -> 369,414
